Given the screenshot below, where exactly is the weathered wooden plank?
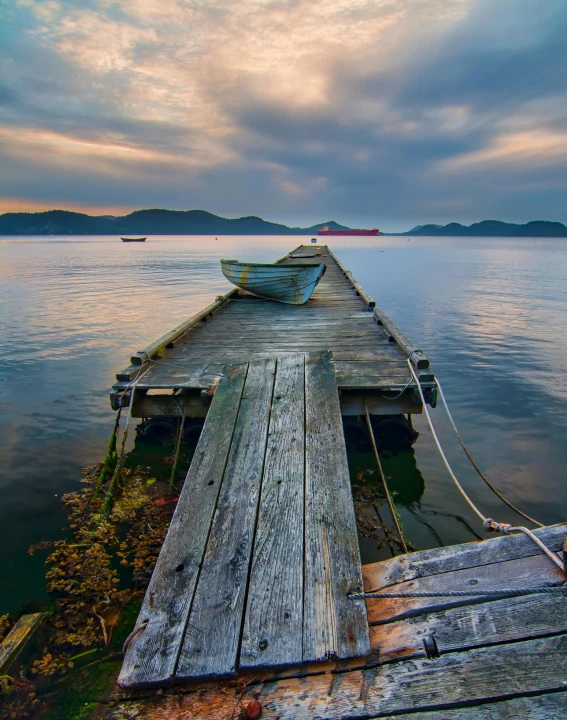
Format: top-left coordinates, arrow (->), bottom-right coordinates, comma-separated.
375,693 -> 567,719
118,363 -> 248,688
175,359 -> 276,679
0,614 -> 44,673
370,591 -> 567,663
303,350 -> 369,662
131,394 -> 211,418
366,550 -> 566,624
130,290 -> 238,365
363,522 -> 567,590
108,635 -> 567,720
240,354 -> 306,669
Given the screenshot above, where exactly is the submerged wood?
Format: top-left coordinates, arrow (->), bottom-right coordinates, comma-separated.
0,614 -> 44,673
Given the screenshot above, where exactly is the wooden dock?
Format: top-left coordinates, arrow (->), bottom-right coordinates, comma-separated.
119,351 -> 368,687
110,244 -> 566,716
109,523 -> 566,717
111,245 -> 436,421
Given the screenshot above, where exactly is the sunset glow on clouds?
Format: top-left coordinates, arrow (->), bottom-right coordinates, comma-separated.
1,0 -> 566,228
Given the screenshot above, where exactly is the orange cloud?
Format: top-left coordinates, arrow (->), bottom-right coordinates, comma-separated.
439,130 -> 567,171
0,198 -> 137,216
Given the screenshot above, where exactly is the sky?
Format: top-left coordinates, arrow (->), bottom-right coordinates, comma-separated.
0,0 -> 566,231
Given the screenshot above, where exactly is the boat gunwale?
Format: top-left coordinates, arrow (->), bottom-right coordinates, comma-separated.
220,260 -> 326,270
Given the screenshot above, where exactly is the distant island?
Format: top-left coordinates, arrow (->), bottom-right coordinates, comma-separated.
403,220 -> 567,237
0,209 -> 566,237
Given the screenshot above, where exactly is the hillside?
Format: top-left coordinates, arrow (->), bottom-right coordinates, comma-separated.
0,209 -> 349,236
406,220 -> 567,237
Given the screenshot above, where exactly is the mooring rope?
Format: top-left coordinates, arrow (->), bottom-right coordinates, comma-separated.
382,376 -> 414,401
406,360 -> 564,572
349,584 -> 566,600
364,404 -> 408,553
102,366 -> 151,515
434,377 -> 544,527
170,402 -> 187,486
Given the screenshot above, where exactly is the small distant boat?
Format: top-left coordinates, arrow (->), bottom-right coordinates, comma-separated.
221,260 -> 326,305
121,237 -> 146,242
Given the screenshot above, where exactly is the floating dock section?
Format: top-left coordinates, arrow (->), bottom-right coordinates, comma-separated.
111,245 -> 436,421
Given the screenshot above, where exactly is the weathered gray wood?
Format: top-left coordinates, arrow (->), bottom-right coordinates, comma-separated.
110,636 -> 567,719
327,248 -> 429,369
303,350 -> 370,661
371,591 -> 567,662
118,364 -> 248,688
175,359 -> 276,679
240,354 -> 306,669
130,290 -> 238,365
0,614 -> 44,673
363,522 -> 567,590
113,244 -> 433,401
366,549 -> 566,625
131,393 -> 211,418
252,635 -> 567,717
375,693 -> 567,719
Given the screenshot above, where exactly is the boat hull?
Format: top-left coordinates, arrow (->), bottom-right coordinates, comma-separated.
121,237 -> 147,242
318,229 -> 379,236
220,260 -> 326,305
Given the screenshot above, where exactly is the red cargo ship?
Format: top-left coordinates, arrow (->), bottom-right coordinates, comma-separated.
317,225 -> 379,236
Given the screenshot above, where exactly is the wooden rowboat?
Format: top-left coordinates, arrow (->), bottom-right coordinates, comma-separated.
121,237 -> 146,242
220,259 -> 326,305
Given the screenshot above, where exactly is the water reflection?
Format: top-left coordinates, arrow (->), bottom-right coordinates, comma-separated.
1,234 -> 566,613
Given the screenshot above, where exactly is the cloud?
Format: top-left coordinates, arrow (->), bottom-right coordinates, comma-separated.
0,0 -> 566,228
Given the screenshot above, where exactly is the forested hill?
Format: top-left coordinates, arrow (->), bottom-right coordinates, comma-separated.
405,220 -> 567,237
2,210 -> 565,237
0,209 -> 348,235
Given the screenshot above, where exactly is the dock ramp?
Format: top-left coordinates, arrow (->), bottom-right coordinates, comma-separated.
119,351 -> 369,687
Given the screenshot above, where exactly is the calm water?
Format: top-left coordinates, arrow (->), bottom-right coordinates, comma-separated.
1,235 -> 566,614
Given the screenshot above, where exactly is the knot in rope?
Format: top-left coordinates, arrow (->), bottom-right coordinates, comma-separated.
483,519 -> 513,534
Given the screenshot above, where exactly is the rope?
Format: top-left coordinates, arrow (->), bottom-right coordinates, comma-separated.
406,360 -> 485,522
435,378 -> 544,527
102,366 -> 151,515
348,584 -> 566,600
382,376 -> 414,400
364,404 -> 408,553
170,403 -> 187,487
94,407 -> 122,496
406,360 -> 565,572
483,520 -> 564,570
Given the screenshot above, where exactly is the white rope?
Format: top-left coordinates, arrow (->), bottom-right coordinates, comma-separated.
406,360 -> 565,572
435,377 -> 544,527
406,360 -> 485,522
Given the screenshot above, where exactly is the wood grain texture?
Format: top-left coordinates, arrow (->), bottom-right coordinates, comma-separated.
366,550 -> 566,624
240,354 -> 306,669
0,614 -> 44,673
303,350 -> 369,662
113,245 -> 432,396
363,522 -> 567,590
118,364 -> 248,688
370,591 -> 567,662
107,635 -> 567,720
175,359 -> 276,680
374,693 -> 567,719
